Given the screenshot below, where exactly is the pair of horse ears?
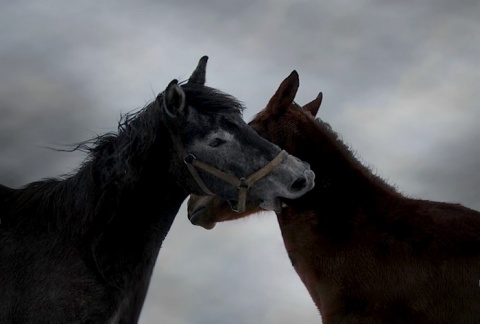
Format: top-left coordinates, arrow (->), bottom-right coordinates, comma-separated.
163,56 -> 209,118
266,70 -> 323,117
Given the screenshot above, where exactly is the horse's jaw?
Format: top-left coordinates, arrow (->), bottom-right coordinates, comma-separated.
259,197 -> 283,213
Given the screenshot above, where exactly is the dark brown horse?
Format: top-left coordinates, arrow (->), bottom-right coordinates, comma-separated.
0,58 -> 315,324
188,71 -> 480,323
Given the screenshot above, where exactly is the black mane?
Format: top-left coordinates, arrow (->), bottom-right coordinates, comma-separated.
6,83 -> 246,236
180,83 -> 245,114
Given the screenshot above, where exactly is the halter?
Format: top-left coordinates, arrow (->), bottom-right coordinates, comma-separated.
172,134 -> 288,213
187,150 -> 288,213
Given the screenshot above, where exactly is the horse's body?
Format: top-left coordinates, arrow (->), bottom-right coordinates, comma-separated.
188,71 -> 480,323
0,59 -> 315,323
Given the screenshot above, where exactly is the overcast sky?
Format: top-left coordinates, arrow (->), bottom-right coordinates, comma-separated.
1,1 -> 479,323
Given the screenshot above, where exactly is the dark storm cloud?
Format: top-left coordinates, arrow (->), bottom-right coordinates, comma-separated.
405,125 -> 480,210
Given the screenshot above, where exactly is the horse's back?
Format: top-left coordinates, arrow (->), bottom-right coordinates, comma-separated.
0,184 -> 14,223
406,198 -> 480,249
0,183 -> 14,197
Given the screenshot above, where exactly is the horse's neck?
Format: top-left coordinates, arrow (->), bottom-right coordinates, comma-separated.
81,129 -> 186,281
86,129 -> 187,320
276,132 -> 402,313
277,131 -> 400,259
309,128 -> 398,213
89,180 -> 185,285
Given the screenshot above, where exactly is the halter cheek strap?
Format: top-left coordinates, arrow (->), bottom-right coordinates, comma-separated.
184,150 -> 289,213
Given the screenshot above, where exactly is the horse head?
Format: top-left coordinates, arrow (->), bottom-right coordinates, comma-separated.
160,58 -> 315,213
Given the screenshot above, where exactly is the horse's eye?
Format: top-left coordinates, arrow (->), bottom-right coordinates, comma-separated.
209,138 -> 226,148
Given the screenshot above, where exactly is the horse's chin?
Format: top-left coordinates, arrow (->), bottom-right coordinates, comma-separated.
259,198 -> 283,214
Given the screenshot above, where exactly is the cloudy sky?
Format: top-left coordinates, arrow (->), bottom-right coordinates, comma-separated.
1,1 -> 479,323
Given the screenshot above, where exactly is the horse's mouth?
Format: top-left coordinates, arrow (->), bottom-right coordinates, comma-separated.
188,207 -> 216,230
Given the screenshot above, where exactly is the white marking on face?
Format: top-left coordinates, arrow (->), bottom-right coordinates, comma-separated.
187,130 -> 240,169
205,130 -> 235,148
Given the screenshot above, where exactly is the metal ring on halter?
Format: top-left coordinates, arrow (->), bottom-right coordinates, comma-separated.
184,154 -> 196,165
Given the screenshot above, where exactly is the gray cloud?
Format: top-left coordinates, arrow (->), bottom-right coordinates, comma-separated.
1,1 -> 479,323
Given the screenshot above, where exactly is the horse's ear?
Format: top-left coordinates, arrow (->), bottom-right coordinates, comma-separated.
265,70 -> 299,114
303,92 -> 323,117
188,55 -> 208,85
163,79 -> 186,118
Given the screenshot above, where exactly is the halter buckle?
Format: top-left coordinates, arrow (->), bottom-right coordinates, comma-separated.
238,177 -> 250,190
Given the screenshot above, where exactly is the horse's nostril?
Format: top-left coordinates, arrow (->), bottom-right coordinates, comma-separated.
290,176 -> 307,192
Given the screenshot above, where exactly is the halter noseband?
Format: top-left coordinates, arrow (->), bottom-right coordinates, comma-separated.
184,150 -> 289,213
